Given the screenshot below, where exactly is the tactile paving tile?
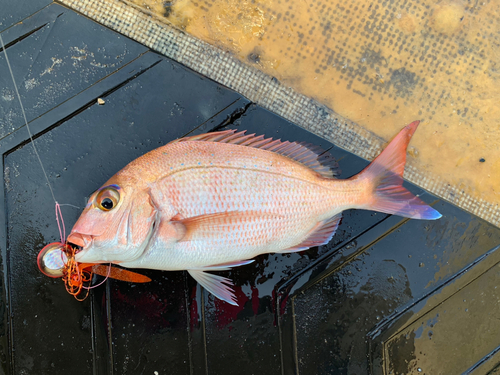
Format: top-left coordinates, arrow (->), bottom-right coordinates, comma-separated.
59,0 -> 500,228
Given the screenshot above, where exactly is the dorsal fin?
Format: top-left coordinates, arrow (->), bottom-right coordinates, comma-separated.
172,130 -> 340,178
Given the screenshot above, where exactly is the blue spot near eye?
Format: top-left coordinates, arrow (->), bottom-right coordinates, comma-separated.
170,167 -> 173,170
102,184 -> 120,190
198,162 -> 201,165
181,163 -> 184,166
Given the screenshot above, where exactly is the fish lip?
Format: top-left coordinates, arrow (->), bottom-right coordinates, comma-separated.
67,233 -> 92,249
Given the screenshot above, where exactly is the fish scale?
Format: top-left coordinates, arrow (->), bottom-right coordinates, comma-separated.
168,167 -> 329,218
68,123 -> 442,305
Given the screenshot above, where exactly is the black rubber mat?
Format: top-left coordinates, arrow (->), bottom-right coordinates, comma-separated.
1,3 -> 500,375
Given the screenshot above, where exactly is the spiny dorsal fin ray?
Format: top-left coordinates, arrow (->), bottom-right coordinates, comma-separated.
172,130 -> 340,178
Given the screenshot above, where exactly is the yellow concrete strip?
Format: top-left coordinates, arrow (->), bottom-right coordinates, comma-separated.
59,0 -> 500,227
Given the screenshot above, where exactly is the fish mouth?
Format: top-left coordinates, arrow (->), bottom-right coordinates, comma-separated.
67,233 -> 92,250
69,233 -> 95,263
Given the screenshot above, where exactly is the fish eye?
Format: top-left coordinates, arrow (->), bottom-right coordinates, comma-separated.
95,187 -> 120,211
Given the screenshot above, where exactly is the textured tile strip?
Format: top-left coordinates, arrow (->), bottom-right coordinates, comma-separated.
58,0 -> 499,227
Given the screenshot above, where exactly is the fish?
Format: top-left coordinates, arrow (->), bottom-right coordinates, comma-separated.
67,121 -> 441,305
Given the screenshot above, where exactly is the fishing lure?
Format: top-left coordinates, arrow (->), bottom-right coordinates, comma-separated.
37,242 -> 151,300
0,33 -> 151,300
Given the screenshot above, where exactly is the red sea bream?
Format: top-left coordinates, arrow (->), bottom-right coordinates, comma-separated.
67,121 -> 441,305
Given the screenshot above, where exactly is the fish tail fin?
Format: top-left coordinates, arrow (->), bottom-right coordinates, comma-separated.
358,121 -> 441,220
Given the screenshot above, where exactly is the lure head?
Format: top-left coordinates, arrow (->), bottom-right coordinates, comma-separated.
37,242 -> 92,300
67,175 -> 156,264
37,242 -> 68,278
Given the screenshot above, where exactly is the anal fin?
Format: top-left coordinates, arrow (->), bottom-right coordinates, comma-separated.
277,213 -> 342,253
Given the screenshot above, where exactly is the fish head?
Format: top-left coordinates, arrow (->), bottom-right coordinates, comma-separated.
67,177 -> 156,264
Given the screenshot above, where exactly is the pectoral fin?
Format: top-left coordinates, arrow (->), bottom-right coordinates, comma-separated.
188,269 -> 238,306
177,211 -> 282,242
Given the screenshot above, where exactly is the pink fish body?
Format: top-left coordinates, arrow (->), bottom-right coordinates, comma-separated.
68,121 -> 441,305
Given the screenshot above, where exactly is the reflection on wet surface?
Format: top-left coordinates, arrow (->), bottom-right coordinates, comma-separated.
294,259 -> 413,374
279,199 -> 500,374
386,245 -> 500,375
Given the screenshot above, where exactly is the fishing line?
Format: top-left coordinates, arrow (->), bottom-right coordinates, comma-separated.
0,33 -> 69,243
0,34 -> 57,203
83,265 -> 112,290
1,33 -> 112,294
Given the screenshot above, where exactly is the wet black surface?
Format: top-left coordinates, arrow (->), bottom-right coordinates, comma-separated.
1,3 -> 500,375
0,4 -> 148,139
0,0 -> 51,34
2,51 -> 244,374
